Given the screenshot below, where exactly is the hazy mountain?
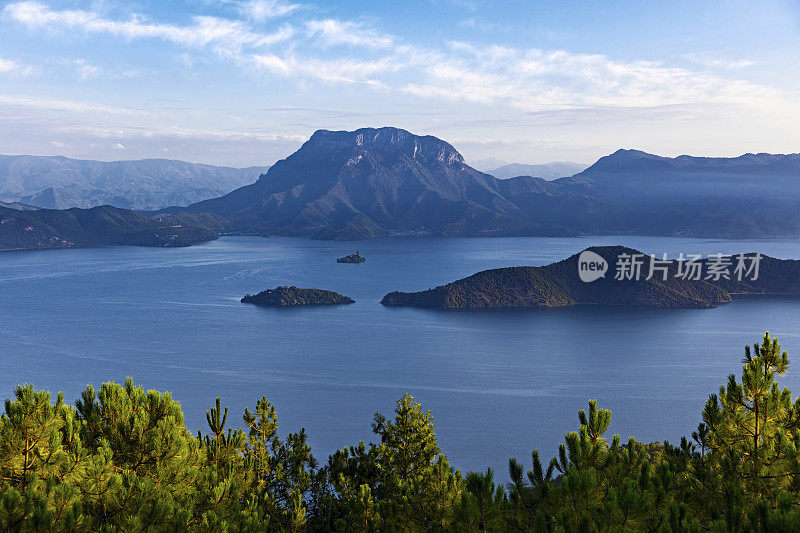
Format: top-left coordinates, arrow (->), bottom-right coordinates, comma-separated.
535,149 -> 800,237
469,157 -> 509,172
175,127 -> 570,240
486,162 -> 588,180
0,155 -> 267,210
0,205 -> 220,251
0,200 -> 38,211
165,129 -> 800,240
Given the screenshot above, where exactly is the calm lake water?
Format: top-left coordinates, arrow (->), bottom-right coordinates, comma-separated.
3,235 -> 800,477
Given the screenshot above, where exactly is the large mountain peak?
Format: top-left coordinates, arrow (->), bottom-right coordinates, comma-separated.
300,127 -> 465,166
185,126 -> 536,240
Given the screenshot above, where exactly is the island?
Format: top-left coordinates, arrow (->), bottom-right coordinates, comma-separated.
380,246 -> 800,310
241,286 -> 355,307
337,251 -> 366,263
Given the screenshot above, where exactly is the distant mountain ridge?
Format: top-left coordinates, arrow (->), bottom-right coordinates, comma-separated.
0,155 -> 267,211
541,149 -> 800,237
486,162 -> 588,180
168,127 -> 800,240
0,200 -> 38,211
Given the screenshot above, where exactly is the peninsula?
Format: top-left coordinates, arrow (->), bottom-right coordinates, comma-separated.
380,246 -> 800,310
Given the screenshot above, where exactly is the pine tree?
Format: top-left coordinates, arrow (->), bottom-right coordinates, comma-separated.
508,400 -> 682,531
241,395 -> 317,529
4,333 -> 800,531
75,378 -> 202,529
687,332 -> 800,529
457,467 -> 506,532
328,393 -> 463,531
372,393 -> 462,529
0,386 -> 87,530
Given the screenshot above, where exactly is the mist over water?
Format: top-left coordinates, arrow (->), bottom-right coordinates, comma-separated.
2,235 -> 800,477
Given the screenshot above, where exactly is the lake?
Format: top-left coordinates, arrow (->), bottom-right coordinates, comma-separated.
2,235 -> 800,478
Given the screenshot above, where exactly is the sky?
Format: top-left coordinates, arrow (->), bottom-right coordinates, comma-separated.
0,0 -> 798,168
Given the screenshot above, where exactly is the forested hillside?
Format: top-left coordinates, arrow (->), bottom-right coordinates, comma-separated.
2,332 -> 800,531
381,246 -> 800,310
0,205 -> 220,250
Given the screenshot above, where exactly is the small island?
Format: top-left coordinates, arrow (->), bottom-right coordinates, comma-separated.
337,251 -> 366,263
241,286 -> 355,307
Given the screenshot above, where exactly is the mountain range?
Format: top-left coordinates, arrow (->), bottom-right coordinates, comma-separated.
165,127 -> 800,240
3,126 -> 800,250
545,149 -> 800,238
0,155 -> 267,211
485,162 -> 588,180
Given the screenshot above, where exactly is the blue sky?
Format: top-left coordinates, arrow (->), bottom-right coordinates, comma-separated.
0,0 -> 798,167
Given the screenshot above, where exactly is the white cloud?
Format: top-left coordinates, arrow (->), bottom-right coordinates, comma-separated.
251,54 -> 291,75
0,58 -> 19,73
0,93 -> 148,115
252,53 -> 400,84
71,59 -> 101,80
440,0 -> 479,12
399,42 -> 782,112
237,0 -> 299,22
64,124 -> 308,145
249,33 -> 783,116
458,17 -> 493,31
250,21 -> 785,116
1,1 -> 797,165
2,1 -> 293,54
0,114 -> 311,165
305,19 -> 394,49
0,57 -> 34,76
1,1 -> 787,117
683,53 -> 756,70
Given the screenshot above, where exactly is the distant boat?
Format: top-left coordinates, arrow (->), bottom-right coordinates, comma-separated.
337,251 -> 366,263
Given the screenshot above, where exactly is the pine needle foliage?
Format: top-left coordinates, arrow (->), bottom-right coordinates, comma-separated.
2,333 -> 800,531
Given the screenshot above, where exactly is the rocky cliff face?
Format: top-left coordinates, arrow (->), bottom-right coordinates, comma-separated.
300,128 -> 465,167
